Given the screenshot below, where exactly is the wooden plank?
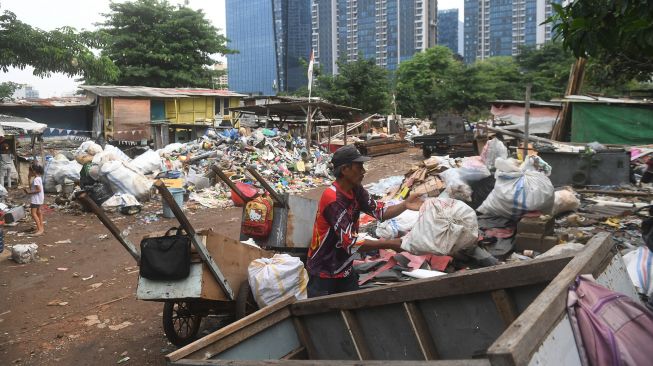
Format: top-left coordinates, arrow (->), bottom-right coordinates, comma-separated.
340,310 -> 372,360
282,347 -> 307,360
490,289 -> 519,327
171,359 -> 492,366
486,232 -> 612,366
292,317 -> 317,359
291,254 -> 571,316
167,295 -> 296,362
404,302 -> 439,360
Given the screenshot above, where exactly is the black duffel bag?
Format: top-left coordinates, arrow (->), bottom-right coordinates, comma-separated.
140,227 -> 191,281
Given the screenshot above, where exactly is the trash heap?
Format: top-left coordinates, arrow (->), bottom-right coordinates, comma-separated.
47,127 -> 333,212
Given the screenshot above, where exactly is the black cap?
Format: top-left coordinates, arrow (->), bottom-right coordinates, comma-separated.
331,145 -> 371,168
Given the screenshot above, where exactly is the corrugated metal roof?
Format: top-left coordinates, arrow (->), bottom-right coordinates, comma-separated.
0,96 -> 95,107
553,95 -> 653,105
80,85 -> 247,98
493,100 -> 562,108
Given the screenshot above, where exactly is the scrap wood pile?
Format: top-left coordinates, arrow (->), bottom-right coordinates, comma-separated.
356,138 -> 653,306
40,127 -> 333,214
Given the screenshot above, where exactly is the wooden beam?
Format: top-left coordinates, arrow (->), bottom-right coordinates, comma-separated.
403,302 -> 439,360
167,295 -> 296,362
340,310 -> 372,360
490,290 -> 519,328
487,232 -> 612,366
292,317 -> 318,359
281,347 -> 307,360
291,255 -> 571,316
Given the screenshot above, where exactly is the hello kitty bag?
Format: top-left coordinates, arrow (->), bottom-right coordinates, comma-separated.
242,195 -> 274,239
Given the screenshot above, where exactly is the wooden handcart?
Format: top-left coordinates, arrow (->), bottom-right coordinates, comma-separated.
76,181 -> 273,347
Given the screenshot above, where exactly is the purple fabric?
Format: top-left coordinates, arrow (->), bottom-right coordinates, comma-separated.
567,275 -> 653,366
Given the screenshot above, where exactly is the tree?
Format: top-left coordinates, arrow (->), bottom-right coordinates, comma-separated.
395,46 -> 463,118
315,57 -> 391,114
92,0 -> 234,88
0,9 -> 118,81
516,42 -> 574,101
0,81 -> 20,100
547,0 -> 653,81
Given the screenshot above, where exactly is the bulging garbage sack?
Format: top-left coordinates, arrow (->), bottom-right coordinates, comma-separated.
130,149 -> 162,175
11,243 -> 38,264
100,160 -> 152,201
74,141 -> 103,164
401,198 -> 479,256
477,157 -> 554,219
43,159 -> 82,193
248,253 -> 308,308
552,187 -> 580,216
376,201 -> 420,239
480,138 -> 508,170
623,246 -> 653,298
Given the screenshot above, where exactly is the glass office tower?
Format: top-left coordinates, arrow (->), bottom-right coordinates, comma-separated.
226,0 -> 311,95
438,9 -> 459,56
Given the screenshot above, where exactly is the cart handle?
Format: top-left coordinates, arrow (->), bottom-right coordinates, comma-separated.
246,165 -> 288,208
154,180 -> 235,301
210,165 -> 251,204
75,191 -> 141,264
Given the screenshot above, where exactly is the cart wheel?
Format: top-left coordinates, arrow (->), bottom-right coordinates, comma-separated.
235,280 -> 259,319
162,301 -> 202,347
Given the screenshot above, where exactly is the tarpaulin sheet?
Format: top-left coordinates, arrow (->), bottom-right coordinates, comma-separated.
571,103 -> 653,144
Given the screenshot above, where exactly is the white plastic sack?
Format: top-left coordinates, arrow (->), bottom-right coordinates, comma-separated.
401,198 -> 479,256
552,188 -> 580,215
130,149 -> 162,175
376,203 -> 420,239
11,244 -> 39,264
104,144 -> 131,162
480,138 -> 508,169
101,193 -> 141,210
248,254 -> 308,308
623,247 -> 653,298
477,158 -> 554,219
43,159 -> 82,193
440,169 -> 473,202
100,160 -> 152,201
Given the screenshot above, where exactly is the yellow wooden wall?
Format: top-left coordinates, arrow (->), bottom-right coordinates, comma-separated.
165,97 -> 215,124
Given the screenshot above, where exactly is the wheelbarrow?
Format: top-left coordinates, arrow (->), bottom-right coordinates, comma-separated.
211,164 -> 318,258
76,181 -> 273,347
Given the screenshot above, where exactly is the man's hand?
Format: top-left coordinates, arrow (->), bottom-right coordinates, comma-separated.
404,192 -> 425,211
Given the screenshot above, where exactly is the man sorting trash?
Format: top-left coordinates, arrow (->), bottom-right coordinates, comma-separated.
306,145 -> 424,297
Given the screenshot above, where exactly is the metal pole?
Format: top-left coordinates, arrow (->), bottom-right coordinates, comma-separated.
523,84 -> 532,160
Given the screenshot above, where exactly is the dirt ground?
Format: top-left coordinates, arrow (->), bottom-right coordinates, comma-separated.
0,148 -> 422,365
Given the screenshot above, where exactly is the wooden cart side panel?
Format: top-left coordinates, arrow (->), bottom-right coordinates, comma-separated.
486,232 -> 613,366
200,230 -> 274,301
170,360 -> 492,366
291,254 -> 572,316
166,295 -> 296,363
302,312 -> 358,360
213,318 -> 301,360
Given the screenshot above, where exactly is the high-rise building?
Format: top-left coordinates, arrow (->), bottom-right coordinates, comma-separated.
12,84 -> 40,99
226,0 -> 311,95
311,0 -> 437,75
463,0 -> 560,64
437,9 -> 459,56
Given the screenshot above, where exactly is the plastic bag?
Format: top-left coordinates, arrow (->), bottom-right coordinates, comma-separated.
43,159 -> 82,193
11,243 -> 39,264
248,254 -> 308,308
623,246 -> 653,298
74,141 -> 103,164
552,187 -> 580,216
130,149 -> 162,175
480,138 -> 508,169
401,198 -> 479,256
375,201 -> 420,239
477,158 -> 555,219
440,169 -> 473,202
100,161 -> 152,201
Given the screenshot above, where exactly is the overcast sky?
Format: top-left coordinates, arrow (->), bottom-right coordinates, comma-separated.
0,0 -> 462,97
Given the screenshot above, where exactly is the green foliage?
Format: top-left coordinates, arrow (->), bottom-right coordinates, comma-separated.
0,10 -> 118,81
395,46 -> 464,118
516,42 -> 574,100
0,81 -> 20,99
547,0 -> 653,81
93,0 -> 234,87
315,57 -> 391,114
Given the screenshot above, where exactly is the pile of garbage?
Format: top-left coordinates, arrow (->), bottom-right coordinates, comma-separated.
45,127 -> 333,212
